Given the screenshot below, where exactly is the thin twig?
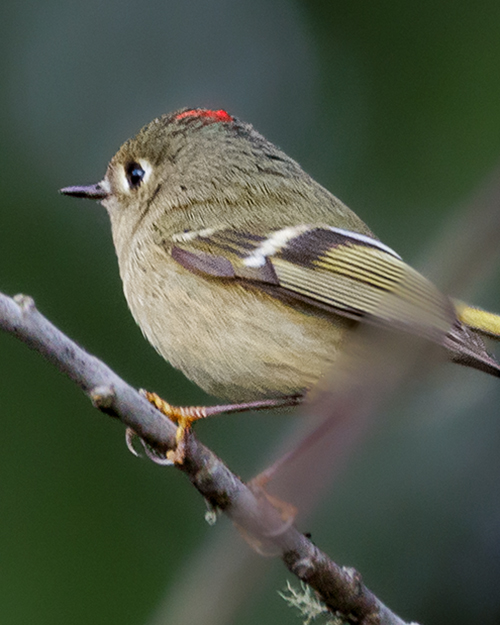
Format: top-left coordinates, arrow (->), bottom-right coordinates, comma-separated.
0,290 -> 415,625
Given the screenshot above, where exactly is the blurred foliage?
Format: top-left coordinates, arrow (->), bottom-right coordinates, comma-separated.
1,1 -> 500,624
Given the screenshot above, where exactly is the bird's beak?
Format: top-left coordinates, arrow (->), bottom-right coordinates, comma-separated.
59,182 -> 109,200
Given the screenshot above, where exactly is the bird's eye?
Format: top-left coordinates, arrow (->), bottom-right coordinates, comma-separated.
125,162 -> 146,189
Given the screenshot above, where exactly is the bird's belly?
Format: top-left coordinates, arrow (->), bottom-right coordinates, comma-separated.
123,257 -> 350,401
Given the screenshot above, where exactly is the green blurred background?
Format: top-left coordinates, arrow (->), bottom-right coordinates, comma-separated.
2,1 -> 500,623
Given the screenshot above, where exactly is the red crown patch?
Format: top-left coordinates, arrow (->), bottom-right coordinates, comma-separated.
174,109 -> 233,123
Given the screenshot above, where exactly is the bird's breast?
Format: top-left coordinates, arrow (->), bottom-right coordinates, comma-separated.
119,241 -> 350,401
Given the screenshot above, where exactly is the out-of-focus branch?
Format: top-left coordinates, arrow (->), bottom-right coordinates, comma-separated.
0,290 -> 415,625
421,163 -> 500,294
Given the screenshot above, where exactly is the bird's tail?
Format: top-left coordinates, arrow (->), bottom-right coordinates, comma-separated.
454,301 -> 500,340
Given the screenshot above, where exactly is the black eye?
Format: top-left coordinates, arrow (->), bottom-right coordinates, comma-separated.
125,162 -> 146,189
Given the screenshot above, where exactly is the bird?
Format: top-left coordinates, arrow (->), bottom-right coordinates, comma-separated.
61,108 -> 500,460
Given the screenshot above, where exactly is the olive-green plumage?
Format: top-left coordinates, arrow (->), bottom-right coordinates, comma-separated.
61,108 -> 500,401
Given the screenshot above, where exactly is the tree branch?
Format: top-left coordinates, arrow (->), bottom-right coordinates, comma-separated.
0,290 -> 416,625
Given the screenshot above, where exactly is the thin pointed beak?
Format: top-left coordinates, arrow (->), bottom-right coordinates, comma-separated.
59,182 -> 109,200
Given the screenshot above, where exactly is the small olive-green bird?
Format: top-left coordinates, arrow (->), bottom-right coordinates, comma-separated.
61,108 -> 500,428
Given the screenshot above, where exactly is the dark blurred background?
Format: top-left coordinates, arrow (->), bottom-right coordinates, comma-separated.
2,1 -> 500,624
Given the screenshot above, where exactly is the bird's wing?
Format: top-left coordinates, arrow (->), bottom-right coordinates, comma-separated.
169,225 -> 457,343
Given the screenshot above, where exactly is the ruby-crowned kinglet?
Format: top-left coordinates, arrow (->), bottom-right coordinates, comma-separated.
61,108 -> 500,411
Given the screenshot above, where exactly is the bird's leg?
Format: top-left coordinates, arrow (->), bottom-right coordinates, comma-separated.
141,391 -> 302,464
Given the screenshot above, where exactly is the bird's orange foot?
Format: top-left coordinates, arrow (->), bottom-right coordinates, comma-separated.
142,390 -> 209,463
234,472 -> 297,556
248,471 -> 298,533
140,390 -> 303,464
